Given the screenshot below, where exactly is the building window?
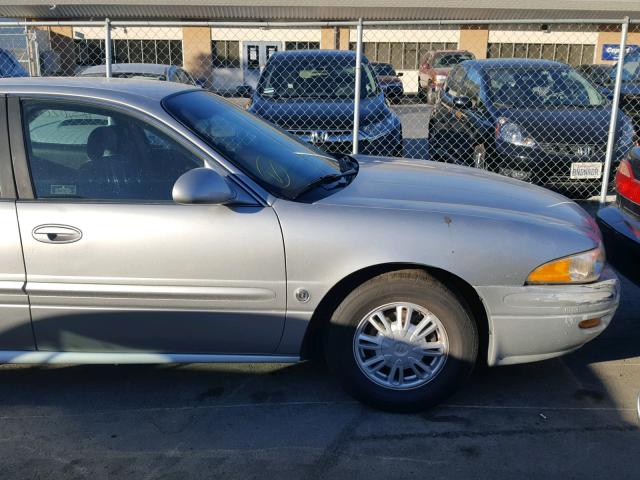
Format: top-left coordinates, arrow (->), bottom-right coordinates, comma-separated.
486,43 -> 596,66
353,41 -> 458,69
285,41 -> 320,51
74,39 -> 183,68
212,40 -> 240,68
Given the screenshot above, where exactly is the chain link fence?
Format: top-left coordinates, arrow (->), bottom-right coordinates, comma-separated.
0,18 -> 638,200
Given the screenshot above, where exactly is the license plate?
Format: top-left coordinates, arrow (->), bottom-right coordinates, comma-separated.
570,162 -> 603,180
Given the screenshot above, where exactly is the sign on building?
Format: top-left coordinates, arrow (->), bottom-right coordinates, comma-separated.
602,43 -> 640,61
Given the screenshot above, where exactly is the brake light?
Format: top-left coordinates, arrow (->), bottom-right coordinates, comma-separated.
616,158 -> 640,204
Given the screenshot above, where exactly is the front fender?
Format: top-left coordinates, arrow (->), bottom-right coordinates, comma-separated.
272,199 -> 597,355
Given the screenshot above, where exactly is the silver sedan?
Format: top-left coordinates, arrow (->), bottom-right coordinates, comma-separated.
0,77 -> 619,412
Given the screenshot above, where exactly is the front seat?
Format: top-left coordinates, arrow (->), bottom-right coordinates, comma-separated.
81,125 -> 145,199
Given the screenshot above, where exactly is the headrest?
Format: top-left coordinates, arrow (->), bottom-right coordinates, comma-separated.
86,126 -> 121,161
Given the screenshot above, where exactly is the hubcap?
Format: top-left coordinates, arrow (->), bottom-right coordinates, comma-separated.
353,302 -> 449,390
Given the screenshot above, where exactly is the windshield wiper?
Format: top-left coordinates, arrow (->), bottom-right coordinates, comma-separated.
294,168 -> 357,199
293,152 -> 359,173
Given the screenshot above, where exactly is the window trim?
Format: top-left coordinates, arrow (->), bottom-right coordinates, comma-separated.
8,94 -> 259,205
0,96 -> 17,199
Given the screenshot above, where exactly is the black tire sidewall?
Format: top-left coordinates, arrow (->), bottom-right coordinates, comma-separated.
326,275 -> 478,412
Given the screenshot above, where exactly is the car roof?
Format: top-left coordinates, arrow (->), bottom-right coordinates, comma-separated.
465,58 -> 567,69
0,76 -> 196,103
79,63 -> 174,75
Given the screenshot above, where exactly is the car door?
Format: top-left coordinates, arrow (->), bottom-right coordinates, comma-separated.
458,67 -> 495,169
0,95 -> 34,352
9,96 -> 286,355
431,65 -> 467,162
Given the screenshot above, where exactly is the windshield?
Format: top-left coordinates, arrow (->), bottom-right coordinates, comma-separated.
257,55 -> 379,99
486,66 -> 606,108
576,65 -> 613,86
372,64 -> 396,76
164,91 -> 344,199
433,52 -> 474,68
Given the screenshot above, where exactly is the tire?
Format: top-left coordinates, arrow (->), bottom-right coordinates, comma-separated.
427,119 -> 442,163
325,269 -> 478,412
392,143 -> 404,157
417,79 -> 427,103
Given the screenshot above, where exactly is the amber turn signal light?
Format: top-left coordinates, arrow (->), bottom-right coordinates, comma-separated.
578,318 -> 602,329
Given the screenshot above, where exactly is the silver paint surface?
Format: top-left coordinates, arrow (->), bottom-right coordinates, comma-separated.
0,77 -> 620,365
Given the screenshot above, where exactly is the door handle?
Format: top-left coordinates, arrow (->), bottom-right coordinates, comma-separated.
32,225 -> 82,244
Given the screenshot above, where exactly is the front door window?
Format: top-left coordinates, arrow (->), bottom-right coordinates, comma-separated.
21,100 -> 204,201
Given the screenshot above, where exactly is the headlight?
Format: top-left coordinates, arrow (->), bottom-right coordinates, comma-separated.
360,115 -> 397,140
526,246 -> 605,285
496,117 -> 536,148
435,75 -> 447,84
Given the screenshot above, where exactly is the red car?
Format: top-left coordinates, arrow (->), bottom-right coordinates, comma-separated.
418,50 -> 475,104
597,147 -> 640,284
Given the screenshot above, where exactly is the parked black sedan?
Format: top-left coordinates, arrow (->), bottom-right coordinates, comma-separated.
597,147 -> 640,284
371,62 -> 404,103
428,59 -> 635,198
247,50 -> 403,157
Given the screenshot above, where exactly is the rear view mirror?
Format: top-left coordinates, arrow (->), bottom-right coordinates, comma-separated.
172,168 -> 236,205
235,85 -> 254,98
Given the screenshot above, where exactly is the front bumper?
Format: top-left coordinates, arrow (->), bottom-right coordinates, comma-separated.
493,141 -> 631,195
477,267 -> 620,367
597,205 -> 640,285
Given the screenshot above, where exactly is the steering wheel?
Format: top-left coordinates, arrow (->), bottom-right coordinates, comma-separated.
255,155 -> 291,188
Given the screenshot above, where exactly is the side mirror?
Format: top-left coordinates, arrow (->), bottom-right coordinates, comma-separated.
172,168 -> 236,205
453,96 -> 473,110
396,72 -> 404,77
235,85 -> 254,98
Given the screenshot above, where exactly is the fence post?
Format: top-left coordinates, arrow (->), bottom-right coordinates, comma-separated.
352,18 -> 363,155
104,18 -> 112,78
26,28 -> 41,76
600,16 -> 630,204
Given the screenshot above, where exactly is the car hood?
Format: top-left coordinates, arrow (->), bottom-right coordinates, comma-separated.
317,156 -> 594,229
248,93 -> 389,130
493,106 -> 620,145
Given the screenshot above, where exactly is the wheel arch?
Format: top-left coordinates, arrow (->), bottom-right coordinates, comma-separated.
300,262 -> 489,364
